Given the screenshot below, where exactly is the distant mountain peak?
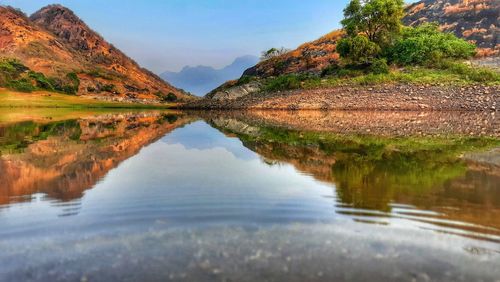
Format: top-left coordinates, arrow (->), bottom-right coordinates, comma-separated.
161,55 -> 259,96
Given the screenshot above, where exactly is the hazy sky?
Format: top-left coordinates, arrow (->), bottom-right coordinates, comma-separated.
3,0 -> 417,73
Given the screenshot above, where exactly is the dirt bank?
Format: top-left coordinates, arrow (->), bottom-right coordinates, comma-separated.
185,84 -> 499,111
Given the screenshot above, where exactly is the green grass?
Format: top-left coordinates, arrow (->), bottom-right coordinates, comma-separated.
0,89 -> 176,109
260,63 -> 500,92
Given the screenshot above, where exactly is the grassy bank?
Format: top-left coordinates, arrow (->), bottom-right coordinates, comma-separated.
259,63 -> 500,92
0,89 -> 176,109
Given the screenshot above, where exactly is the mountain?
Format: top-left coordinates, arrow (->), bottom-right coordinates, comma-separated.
161,55 -> 259,96
0,5 -> 192,102
243,0 -> 499,79
404,0 -> 499,57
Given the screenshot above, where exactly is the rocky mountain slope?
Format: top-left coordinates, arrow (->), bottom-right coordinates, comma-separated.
243,0 -> 499,79
0,5 -> 192,102
161,55 -> 258,96
404,0 -> 499,57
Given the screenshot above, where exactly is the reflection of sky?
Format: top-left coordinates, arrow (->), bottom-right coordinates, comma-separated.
0,121 -> 337,233
1,120 -> 499,281
163,121 -> 256,160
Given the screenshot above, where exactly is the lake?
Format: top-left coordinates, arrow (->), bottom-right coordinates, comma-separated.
0,110 -> 499,281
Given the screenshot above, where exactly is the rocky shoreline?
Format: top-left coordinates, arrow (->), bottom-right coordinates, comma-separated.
184,83 -> 499,111
195,110 -> 500,137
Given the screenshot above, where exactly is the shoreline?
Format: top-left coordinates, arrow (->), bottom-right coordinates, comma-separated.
183,83 -> 499,111
0,89 -> 178,109
195,110 -> 500,137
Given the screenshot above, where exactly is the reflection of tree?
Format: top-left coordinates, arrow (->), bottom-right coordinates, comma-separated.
0,112 -> 191,207
209,118 -> 500,230
332,154 -> 466,212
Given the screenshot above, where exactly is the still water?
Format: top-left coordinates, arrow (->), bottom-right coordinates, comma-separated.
0,111 -> 499,281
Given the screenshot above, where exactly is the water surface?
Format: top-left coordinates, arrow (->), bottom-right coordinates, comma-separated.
0,110 -> 499,281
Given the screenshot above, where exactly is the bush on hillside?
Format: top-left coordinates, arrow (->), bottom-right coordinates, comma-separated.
28,71 -> 54,91
370,58 -> 390,74
264,75 -> 305,91
321,64 -> 342,77
165,92 -> 178,102
66,72 -> 80,88
0,59 -> 28,84
155,91 -> 178,103
389,24 -> 476,65
436,60 -> 500,83
8,78 -> 36,92
101,84 -> 116,93
337,35 -> 381,65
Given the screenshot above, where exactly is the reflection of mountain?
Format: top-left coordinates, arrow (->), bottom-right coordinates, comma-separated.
0,112 -> 193,205
161,56 -> 259,96
163,121 -> 256,160
206,114 -> 500,235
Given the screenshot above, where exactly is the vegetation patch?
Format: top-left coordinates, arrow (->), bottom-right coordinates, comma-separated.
0,119 -> 82,154
245,0 -> 499,93
155,91 -> 178,103
217,123 -> 500,207
0,58 -> 84,94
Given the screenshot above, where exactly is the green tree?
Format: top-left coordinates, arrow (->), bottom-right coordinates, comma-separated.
337,35 -> 381,65
341,0 -> 405,46
165,92 -> 178,102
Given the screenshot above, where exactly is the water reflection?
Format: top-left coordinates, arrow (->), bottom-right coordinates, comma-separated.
0,112 -> 193,208
0,110 -> 499,281
205,113 -> 500,239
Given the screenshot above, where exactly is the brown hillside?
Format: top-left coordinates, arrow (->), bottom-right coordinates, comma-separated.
404,0 -> 499,57
0,5 -> 192,102
244,30 -> 343,78
244,0 -> 498,78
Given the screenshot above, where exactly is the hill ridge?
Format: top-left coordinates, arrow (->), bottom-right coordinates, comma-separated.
0,4 -> 192,102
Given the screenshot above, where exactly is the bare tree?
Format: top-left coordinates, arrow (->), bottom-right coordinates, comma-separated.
260,47 -> 290,61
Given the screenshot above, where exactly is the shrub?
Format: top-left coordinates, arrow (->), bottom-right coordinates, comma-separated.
321,64 -> 342,77
437,61 -> 500,83
165,92 -> 178,102
61,85 -> 78,95
155,91 -> 177,102
337,35 -> 381,65
86,69 -> 112,80
28,71 -> 54,91
390,24 -> 476,65
237,75 -> 254,85
370,58 -> 390,74
66,72 -> 80,90
0,59 -> 28,84
8,78 -> 36,92
101,84 -> 116,92
0,59 -> 28,75
264,75 -> 304,91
